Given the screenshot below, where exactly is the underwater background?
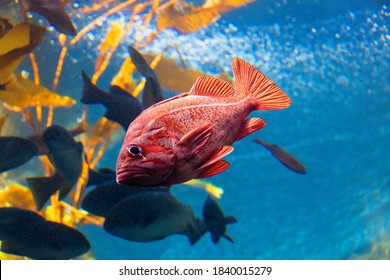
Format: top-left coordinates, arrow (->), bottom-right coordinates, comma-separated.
1,0 -> 389,260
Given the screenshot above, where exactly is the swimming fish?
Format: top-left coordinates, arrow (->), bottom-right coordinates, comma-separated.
0,136 -> 39,173
202,195 -> 237,243
82,181 -> 169,217
81,71 -> 143,130
22,0 -> 77,35
104,192 -> 206,245
253,138 -> 306,174
128,46 -> 164,109
0,207 -> 90,259
27,125 -> 84,210
116,58 -> 291,186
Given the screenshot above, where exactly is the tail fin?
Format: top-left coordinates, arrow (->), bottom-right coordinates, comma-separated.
80,71 -> 106,104
232,58 -> 291,110
27,173 -> 70,210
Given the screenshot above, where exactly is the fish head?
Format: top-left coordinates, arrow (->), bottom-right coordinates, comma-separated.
116,121 -> 176,186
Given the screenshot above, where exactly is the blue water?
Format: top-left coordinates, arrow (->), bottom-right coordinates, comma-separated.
19,0 -> 390,259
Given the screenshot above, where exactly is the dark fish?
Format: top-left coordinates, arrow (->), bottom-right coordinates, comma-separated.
0,207 -> 90,259
42,125 -> 83,183
81,71 -> 143,130
128,46 -> 164,109
104,192 -> 206,245
82,180 -> 169,217
26,173 -> 72,210
0,17 -> 12,39
26,125 -> 83,210
87,167 -> 116,187
253,138 -> 306,174
0,136 -> 39,173
202,195 -> 237,244
26,0 -> 77,35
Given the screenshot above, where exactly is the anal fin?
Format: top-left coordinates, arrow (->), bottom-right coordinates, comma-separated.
235,118 -> 266,141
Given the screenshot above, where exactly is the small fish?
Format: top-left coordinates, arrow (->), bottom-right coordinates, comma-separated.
81,71 -> 143,130
42,125 -> 83,183
0,207 -> 90,259
128,46 -> 164,109
0,136 -> 39,173
253,138 -> 306,174
116,58 -> 291,186
23,0 -> 77,35
26,125 -> 84,210
82,180 -> 169,217
104,192 -> 206,245
202,195 -> 237,244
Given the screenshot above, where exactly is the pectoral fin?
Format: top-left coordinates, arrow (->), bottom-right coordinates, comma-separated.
177,123 -> 213,157
196,160 -> 230,179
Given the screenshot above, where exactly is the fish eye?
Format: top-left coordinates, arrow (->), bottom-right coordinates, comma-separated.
127,144 -> 143,158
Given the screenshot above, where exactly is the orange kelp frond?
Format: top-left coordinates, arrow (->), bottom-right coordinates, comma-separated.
156,0 -> 253,34
0,21 -> 46,84
111,57 -> 137,93
142,53 -> 230,92
0,182 -> 37,211
183,179 -> 224,199
0,74 -> 76,112
94,21 -> 125,75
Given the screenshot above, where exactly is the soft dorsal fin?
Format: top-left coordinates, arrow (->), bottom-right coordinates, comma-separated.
190,75 -> 235,97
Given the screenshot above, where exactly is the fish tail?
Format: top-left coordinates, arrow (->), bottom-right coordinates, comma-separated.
27,173 -> 67,210
81,71 -> 105,104
232,58 -> 291,110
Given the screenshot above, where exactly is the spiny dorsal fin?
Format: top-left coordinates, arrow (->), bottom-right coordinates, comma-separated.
190,75 -> 235,97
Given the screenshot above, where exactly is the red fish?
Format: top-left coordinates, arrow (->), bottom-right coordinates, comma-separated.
116,58 -> 291,187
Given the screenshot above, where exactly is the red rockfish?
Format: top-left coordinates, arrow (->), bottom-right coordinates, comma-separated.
116,58 -> 291,186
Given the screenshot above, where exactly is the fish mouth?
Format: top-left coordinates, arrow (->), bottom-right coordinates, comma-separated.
116,166 -> 156,186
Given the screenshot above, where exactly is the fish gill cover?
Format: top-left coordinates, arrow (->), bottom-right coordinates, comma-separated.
0,0 -> 389,260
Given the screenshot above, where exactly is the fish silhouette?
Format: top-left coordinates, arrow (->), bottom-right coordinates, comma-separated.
253,138 -> 306,174
82,181 -> 169,217
202,195 -> 237,243
0,136 -> 39,173
104,192 -> 206,245
26,125 -> 83,210
81,71 -> 143,130
128,46 -> 164,109
0,207 -> 90,259
87,167 -> 116,187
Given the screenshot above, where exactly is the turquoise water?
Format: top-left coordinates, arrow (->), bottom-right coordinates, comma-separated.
7,0 -> 390,259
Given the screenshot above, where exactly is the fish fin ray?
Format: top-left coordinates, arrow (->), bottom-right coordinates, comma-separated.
235,118 -> 266,141
190,75 -> 235,97
196,160 -> 230,179
177,123 -> 213,156
232,58 -> 291,110
197,146 -> 234,170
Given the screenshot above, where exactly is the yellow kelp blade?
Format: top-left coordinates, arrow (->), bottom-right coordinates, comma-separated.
142,53 -> 231,92
111,57 -> 137,94
0,182 -> 37,211
157,0 -> 253,34
0,21 -> 30,55
0,74 -> 75,111
0,21 -> 46,84
94,21 -> 125,74
157,1 -> 220,34
183,179 -> 224,199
